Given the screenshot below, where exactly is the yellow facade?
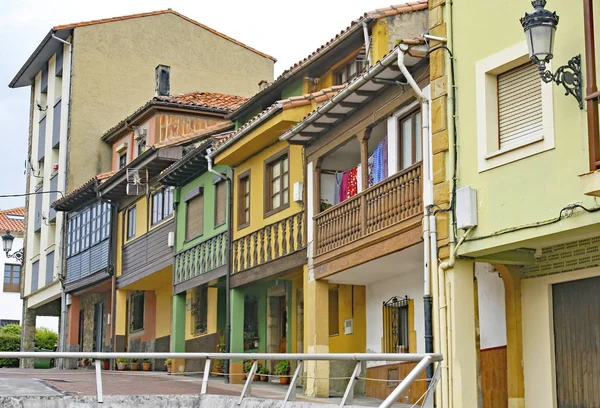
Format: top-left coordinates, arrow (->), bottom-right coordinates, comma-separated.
328,284 -> 366,354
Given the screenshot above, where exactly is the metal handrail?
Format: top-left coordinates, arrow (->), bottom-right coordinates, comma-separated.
0,352 -> 442,407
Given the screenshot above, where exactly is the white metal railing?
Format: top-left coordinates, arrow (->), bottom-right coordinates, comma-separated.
0,352 -> 442,407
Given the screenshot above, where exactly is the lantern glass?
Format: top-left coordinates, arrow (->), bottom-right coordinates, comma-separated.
526,24 -> 556,64
2,232 -> 14,253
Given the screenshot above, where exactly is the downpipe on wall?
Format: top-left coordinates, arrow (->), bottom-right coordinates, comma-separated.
206,149 -> 233,383
396,46 -> 435,382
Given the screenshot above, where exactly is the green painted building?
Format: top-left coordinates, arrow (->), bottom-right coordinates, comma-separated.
158,139 -> 231,373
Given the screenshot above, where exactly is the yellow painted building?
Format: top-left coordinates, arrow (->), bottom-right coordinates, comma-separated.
428,1 -> 600,407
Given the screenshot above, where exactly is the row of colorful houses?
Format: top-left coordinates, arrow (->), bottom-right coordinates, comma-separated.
44,3 -> 432,400
10,0 -> 600,406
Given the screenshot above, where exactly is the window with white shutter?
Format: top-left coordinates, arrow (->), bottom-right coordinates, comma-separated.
497,63 -> 543,150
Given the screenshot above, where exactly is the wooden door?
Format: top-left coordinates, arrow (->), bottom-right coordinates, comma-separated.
553,276 -> 600,408
279,296 -> 287,353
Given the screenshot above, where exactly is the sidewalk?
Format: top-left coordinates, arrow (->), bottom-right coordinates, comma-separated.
0,368 -> 416,407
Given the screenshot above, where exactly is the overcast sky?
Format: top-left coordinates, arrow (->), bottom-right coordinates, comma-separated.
0,0 -> 400,210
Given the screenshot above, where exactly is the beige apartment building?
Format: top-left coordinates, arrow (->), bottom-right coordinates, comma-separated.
9,9 -> 274,361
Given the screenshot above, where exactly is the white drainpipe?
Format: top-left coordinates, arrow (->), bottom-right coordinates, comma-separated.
362,22 -> 372,67
397,46 -> 436,384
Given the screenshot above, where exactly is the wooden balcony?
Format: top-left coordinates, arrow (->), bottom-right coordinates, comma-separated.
119,219 -> 174,287
314,164 -> 422,267
231,212 -> 305,285
173,231 -> 228,293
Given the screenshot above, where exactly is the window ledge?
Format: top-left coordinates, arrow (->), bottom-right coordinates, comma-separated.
237,222 -> 250,231
484,134 -> 544,160
263,202 -> 290,219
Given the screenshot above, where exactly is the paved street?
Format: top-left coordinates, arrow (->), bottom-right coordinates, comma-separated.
0,368 -> 418,407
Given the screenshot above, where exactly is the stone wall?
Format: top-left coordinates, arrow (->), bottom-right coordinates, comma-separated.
184,333 -> 217,373
79,292 -> 110,352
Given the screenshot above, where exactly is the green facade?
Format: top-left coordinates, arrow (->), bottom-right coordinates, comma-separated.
175,164 -> 231,253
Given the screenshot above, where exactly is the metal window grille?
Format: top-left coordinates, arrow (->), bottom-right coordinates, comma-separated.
382,296 -> 410,353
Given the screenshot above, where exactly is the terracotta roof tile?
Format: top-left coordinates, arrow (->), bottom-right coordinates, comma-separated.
213,85 -> 346,155
154,92 -> 248,112
53,9 -> 275,61
274,2 -> 428,82
279,84 -> 347,110
103,91 -> 246,141
0,207 -> 25,233
231,2 -> 427,119
52,172 -> 115,209
365,1 -> 428,19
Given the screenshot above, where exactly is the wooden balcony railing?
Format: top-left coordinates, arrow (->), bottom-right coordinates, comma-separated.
174,231 -> 227,285
232,212 -> 305,274
314,163 -> 422,256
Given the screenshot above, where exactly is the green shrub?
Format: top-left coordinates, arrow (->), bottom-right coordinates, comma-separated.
0,333 -> 20,367
0,324 -> 21,336
35,327 -> 58,350
274,360 -> 290,376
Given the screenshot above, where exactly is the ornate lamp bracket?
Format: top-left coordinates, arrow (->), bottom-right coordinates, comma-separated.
538,55 -> 583,109
7,248 -> 24,263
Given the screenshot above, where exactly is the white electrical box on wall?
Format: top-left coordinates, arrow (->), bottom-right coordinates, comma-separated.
293,182 -> 304,202
344,318 -> 354,335
456,186 -> 478,230
167,231 -> 175,247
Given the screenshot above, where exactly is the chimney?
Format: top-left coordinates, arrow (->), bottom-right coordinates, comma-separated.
258,80 -> 270,92
155,65 -> 170,97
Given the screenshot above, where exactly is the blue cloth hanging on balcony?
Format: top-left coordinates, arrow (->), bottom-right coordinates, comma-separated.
370,138 -> 386,186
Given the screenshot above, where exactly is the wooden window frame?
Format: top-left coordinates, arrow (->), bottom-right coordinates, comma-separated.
398,109 -> 423,170
237,170 -> 251,230
213,178 -> 227,228
118,152 -> 127,170
151,186 -> 174,226
127,205 -> 136,239
3,264 -> 21,293
184,187 -> 204,242
129,291 -> 145,333
263,147 -> 290,218
333,59 -> 366,86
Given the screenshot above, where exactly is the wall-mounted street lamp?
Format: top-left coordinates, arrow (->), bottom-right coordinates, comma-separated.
2,231 -> 23,263
520,0 -> 583,109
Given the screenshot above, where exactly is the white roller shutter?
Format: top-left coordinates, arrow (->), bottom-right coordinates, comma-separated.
498,63 -> 543,150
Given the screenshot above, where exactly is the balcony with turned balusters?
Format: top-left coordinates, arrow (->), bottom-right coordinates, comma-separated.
314,164 -> 422,257
310,118 -> 424,276
230,212 -> 306,286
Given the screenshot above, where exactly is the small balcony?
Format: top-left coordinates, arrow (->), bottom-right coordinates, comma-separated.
120,219 -> 174,287
231,212 -> 305,286
314,164 -> 422,262
173,231 -> 228,294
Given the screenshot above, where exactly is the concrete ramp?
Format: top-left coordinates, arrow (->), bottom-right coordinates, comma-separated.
0,378 -> 62,397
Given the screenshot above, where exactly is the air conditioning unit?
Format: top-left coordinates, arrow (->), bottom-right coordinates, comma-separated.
344,318 -> 354,335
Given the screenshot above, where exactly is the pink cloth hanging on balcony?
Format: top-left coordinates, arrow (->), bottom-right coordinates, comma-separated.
339,171 -> 350,202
